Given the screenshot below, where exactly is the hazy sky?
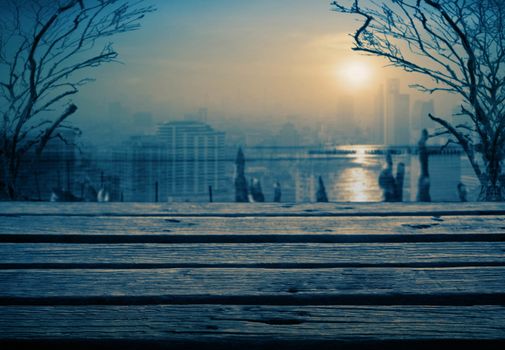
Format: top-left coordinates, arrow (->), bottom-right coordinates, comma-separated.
74,0 -> 459,127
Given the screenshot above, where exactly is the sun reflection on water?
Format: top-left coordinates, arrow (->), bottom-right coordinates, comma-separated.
339,167 -> 375,202
333,146 -> 382,202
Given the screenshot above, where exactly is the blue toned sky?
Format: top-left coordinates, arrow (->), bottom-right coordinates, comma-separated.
74,0 -> 457,127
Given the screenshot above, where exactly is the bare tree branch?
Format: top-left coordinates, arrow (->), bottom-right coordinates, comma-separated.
333,0 -> 505,200
0,0 -> 154,199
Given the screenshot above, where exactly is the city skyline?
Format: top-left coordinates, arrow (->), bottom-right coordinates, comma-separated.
70,0 -> 462,143
78,78 -> 450,149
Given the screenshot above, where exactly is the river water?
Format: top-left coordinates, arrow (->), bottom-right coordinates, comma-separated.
123,145 -> 480,203
223,146 -> 479,203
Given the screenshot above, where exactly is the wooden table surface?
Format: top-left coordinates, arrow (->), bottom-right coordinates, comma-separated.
0,202 -> 504,349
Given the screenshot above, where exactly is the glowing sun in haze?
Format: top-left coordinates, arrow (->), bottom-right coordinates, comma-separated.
337,61 -> 373,88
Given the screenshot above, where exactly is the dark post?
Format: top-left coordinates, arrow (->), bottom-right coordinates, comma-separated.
208,185 -> 213,203
394,162 -> 405,202
316,176 -> 329,202
234,147 -> 249,202
378,151 -> 395,202
273,181 -> 282,202
457,182 -> 468,202
155,181 -> 159,203
417,129 -> 431,202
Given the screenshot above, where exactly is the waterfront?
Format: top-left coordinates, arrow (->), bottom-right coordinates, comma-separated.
103,145 -> 479,203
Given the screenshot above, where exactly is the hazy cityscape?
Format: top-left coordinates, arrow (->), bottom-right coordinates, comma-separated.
19,77 -> 478,203
0,0 -> 495,202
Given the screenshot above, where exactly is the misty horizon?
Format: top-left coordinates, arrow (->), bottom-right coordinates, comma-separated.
68,0 -> 461,148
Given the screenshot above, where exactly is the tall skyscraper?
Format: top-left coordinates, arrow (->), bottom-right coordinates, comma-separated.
395,93 -> 411,145
121,135 -> 166,202
385,79 -> 399,145
385,79 -> 410,145
373,85 -> 385,144
113,121 -> 226,202
158,121 -> 225,198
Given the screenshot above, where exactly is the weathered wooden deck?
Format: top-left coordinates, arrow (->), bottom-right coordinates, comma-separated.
0,202 -> 504,349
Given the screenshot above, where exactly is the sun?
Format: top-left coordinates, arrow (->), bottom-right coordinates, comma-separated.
336,61 -> 372,88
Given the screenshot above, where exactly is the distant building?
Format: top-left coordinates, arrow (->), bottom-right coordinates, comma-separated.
373,85 -> 385,144
385,79 -> 410,145
395,93 -> 411,145
117,135 -> 166,202
157,120 -> 226,199
113,121 -> 226,202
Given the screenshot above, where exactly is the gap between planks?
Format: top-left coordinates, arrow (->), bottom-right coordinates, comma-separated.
1,233 -> 505,243
1,261 -> 505,269
2,210 -> 505,217
1,293 -> 505,306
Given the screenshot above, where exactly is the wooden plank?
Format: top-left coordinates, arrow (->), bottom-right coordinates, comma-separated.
0,267 -> 504,298
1,202 -> 505,217
1,243 -> 504,266
0,305 -> 504,341
1,215 -> 505,235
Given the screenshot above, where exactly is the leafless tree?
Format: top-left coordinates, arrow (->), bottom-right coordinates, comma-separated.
0,0 -> 154,199
332,0 -> 505,201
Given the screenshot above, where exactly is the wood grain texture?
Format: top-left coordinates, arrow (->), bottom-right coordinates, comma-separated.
1,215 -> 505,235
0,305 -> 504,340
0,242 -> 504,266
1,203 -> 504,344
1,202 -> 505,217
1,267 -> 504,298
